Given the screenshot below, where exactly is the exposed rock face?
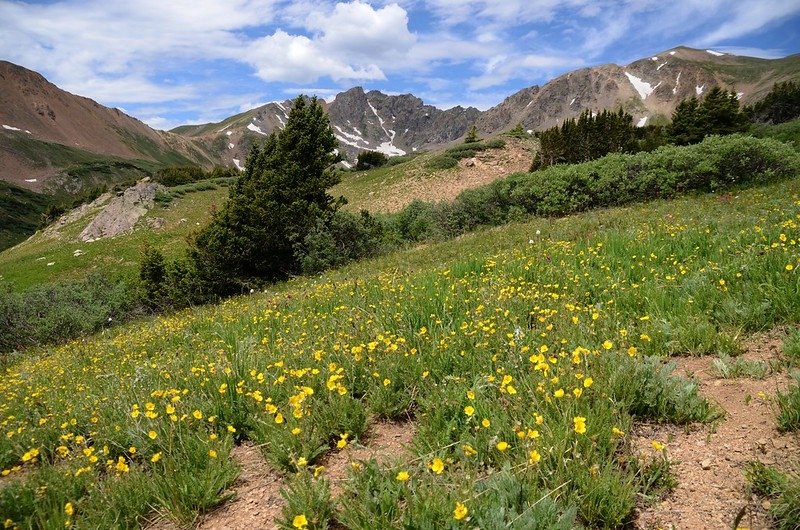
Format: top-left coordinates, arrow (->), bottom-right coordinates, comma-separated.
79,179 -> 164,241
176,47 -> 799,169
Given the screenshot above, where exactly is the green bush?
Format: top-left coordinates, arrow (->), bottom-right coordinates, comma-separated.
297,210 -> 387,274
425,139 -> 506,170
0,273 -> 138,356
356,150 -> 389,170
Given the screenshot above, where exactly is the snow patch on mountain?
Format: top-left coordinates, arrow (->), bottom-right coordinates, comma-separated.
367,100 -> 406,157
657,62 -> 667,71
696,84 -> 705,96
673,72 -> 681,94
247,123 -> 267,135
706,49 -> 724,56
333,125 -> 370,148
228,143 -> 234,149
637,117 -> 648,127
232,159 -> 243,171
625,72 -> 656,99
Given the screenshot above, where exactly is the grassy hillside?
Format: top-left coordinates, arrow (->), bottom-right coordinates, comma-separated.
0,181 -> 50,250
1,174 -> 799,528
0,137 -> 525,288
0,185 -> 227,289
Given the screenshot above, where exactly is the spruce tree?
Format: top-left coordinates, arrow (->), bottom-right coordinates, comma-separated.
190,96 -> 341,294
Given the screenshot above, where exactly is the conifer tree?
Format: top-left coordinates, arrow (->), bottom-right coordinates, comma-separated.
190,96 -> 341,294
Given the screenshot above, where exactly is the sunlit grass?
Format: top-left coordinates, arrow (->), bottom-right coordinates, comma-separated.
1,176 -> 799,527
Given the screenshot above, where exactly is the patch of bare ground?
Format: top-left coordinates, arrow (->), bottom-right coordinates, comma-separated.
323,419 -> 416,498
371,138 -> 534,213
169,420 -> 415,530
635,328 -> 800,530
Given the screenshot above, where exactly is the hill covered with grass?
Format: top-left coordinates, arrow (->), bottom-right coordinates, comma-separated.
2,169 -> 799,527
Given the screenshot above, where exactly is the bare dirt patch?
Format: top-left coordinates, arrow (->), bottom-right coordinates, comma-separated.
369,138 -> 534,213
323,419 -> 416,498
635,329 -> 800,530
195,443 -> 284,530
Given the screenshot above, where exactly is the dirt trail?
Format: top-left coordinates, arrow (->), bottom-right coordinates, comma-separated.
190,420 -> 414,530
635,329 -> 800,530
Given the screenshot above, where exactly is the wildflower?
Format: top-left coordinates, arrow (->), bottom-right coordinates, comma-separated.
529,450 -> 541,463
64,502 -> 74,516
602,340 -> 613,350
275,413 -> 284,424
612,427 -> 625,437
453,501 -> 468,521
291,427 -> 301,435
297,457 -> 308,468
583,377 -> 593,388
396,470 -> 410,481
227,425 -> 236,433
148,430 -> 158,440
208,450 -> 218,459
651,440 -> 665,451
115,457 -> 129,474
337,433 -> 349,449
192,410 -> 203,420
314,465 -> 325,477
573,388 -> 583,398
481,418 -> 491,428
787,263 -> 795,271
628,346 -> 638,357
574,416 -> 587,435
464,405 -> 475,416
151,452 -> 162,463
496,441 -> 509,452
553,388 -> 564,398
292,514 -> 308,528
466,389 -> 475,400
463,444 -> 477,456
429,458 -> 445,474
21,448 -> 40,462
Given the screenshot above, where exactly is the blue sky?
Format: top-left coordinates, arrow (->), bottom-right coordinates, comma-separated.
2,0 -> 799,130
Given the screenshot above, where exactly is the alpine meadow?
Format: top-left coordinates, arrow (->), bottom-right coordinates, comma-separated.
2,4 -> 800,528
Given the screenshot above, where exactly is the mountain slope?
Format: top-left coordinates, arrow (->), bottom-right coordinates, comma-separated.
176,47 -> 800,164
478,46 -> 800,132
0,60 -> 215,193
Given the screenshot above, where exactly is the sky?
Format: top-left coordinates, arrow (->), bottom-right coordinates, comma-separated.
2,0 -> 799,130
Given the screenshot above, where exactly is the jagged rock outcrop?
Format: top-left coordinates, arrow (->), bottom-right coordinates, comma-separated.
79,179 -> 165,241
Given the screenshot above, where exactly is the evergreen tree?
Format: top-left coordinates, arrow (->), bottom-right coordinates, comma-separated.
464,125 -> 479,143
190,96 -> 342,294
667,97 -> 704,145
745,81 -> 800,124
668,88 -> 747,145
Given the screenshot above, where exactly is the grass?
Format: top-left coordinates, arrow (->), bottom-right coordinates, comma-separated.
745,461 -> 800,530
0,181 -> 51,251
0,186 -> 227,289
2,173 -> 800,527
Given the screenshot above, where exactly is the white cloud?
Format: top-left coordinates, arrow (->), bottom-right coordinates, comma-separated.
469,53 -> 584,90
246,30 -> 387,83
699,0 -> 800,45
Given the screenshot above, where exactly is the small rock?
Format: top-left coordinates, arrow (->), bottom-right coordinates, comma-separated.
762,500 -> 772,510
701,459 -> 712,470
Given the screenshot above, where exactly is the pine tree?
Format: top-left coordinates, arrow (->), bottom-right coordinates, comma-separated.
190,96 -> 342,294
464,125 -> 479,143
668,97 -> 704,145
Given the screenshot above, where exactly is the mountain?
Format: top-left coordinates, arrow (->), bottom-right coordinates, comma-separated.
173,87 -> 482,168
0,60 -> 215,194
178,47 -> 800,164
477,46 -> 800,132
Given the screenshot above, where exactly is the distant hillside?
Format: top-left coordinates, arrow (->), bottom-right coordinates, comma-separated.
174,47 -> 800,164
0,60 -> 215,194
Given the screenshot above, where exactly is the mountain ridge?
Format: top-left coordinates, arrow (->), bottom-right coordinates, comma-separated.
176,46 -> 800,165
1,46 -> 799,192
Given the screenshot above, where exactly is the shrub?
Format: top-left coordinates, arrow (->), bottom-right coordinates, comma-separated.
356,150 -> 389,170
297,210 -> 387,274
0,273 -> 137,356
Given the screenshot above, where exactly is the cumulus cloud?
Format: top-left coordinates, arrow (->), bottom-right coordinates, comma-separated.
245,2 -> 416,83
